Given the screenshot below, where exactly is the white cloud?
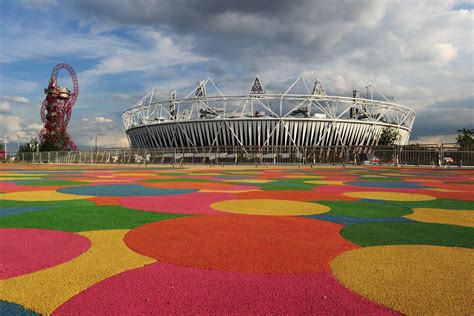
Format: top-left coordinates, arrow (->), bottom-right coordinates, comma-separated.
79,30 -> 208,82
0,115 -> 23,136
82,117 -> 114,123
2,96 -> 31,104
25,123 -> 43,130
10,96 -> 31,104
0,96 -> 31,114
0,23 -> 129,64
94,116 -> 113,123
92,134 -> 129,148
401,42 -> 458,64
0,96 -> 39,143
0,101 -> 11,113
68,117 -> 129,148
0,115 -> 40,143
434,43 -> 459,63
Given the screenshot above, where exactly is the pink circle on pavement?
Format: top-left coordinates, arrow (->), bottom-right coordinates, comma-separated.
54,263 -> 398,315
119,192 -> 235,215
0,182 -> 62,192
0,228 -> 91,279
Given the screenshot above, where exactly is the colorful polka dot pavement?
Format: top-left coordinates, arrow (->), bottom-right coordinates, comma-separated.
0,164 -> 473,315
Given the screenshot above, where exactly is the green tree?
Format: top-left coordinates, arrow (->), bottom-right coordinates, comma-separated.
39,134 -> 72,151
375,127 -> 400,164
456,128 -> 474,147
378,126 -> 400,146
18,138 -> 40,153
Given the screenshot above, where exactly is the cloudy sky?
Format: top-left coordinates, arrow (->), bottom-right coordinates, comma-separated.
0,0 -> 472,149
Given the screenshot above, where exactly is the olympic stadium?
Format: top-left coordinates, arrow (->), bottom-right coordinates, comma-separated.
122,76 -> 416,149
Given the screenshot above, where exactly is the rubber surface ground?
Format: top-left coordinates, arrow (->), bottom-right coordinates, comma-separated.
0,165 -> 472,314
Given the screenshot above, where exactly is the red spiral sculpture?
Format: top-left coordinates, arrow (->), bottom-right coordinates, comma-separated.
39,63 -> 79,151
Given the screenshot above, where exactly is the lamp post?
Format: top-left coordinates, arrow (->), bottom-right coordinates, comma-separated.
4,134 -> 8,160
90,136 -> 93,163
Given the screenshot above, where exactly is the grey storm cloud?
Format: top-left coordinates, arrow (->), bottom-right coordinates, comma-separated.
411,96 -> 474,138
68,0 -> 471,141
69,0 -> 386,62
4,0 -> 470,145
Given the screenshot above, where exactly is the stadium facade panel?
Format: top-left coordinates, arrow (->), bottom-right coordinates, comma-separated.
122,76 -> 415,149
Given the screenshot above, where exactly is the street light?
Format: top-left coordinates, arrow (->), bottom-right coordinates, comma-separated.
89,136 -> 98,151
4,134 -> 8,159
89,136 -> 94,164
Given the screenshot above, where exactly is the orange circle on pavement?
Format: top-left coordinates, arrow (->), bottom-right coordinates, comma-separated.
124,215 -> 357,274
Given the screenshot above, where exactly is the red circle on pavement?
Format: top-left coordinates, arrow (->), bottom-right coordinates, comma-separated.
124,215 -> 358,274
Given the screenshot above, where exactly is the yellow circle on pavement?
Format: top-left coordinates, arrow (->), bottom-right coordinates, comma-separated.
283,175 -> 325,179
343,191 -> 435,201
0,177 -> 43,181
211,199 -> 330,216
405,208 -> 474,227
331,245 -> 474,315
0,190 -> 93,201
305,180 -> 345,185
223,179 -> 275,184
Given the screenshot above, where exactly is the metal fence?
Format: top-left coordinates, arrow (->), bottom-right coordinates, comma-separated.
3,144 -> 473,166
